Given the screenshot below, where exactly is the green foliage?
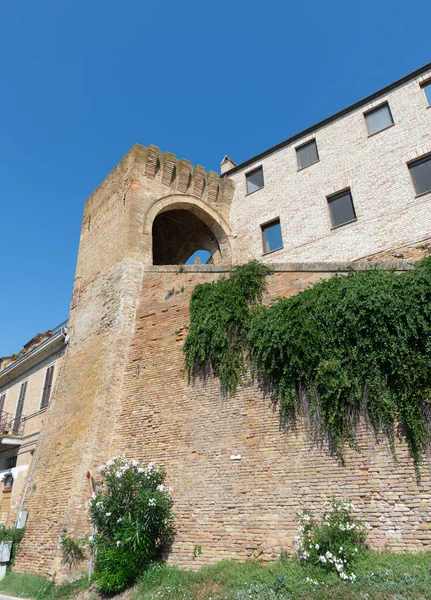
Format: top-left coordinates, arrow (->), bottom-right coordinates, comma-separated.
0,572 -> 88,600
296,498 -> 368,581
92,544 -> 137,593
0,524 -> 25,543
88,456 -> 174,594
184,259 -> 431,465
59,528 -> 86,569
184,261 -> 270,395
136,553 -> 431,599
0,525 -> 26,569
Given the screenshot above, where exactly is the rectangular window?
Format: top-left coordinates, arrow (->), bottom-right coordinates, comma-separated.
261,219 -> 283,253
40,365 -> 55,409
327,189 -> 357,228
13,381 -> 27,435
408,155 -> 431,196
0,394 -> 5,415
296,139 -> 319,169
5,456 -> 16,470
364,103 -> 394,135
246,167 -> 264,194
422,82 -> 431,106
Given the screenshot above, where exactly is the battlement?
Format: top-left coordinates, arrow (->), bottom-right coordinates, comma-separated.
131,144 -> 235,206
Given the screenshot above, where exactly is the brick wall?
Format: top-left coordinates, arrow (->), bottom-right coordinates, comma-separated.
110,266 -> 431,570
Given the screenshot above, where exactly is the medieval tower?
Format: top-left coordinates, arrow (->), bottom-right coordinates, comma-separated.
10,62 -> 431,575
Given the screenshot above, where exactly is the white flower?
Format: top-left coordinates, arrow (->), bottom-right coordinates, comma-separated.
148,498 -> 156,507
156,484 -> 165,492
131,459 -> 139,467
303,514 -> 310,522
318,555 -> 327,564
349,573 -> 356,581
116,540 -> 121,546
96,501 -> 103,507
137,467 -> 145,473
314,543 -> 319,550
147,461 -> 155,470
117,517 -> 122,523
339,546 -> 343,552
105,512 -> 112,517
88,535 -> 94,542
339,572 -> 348,580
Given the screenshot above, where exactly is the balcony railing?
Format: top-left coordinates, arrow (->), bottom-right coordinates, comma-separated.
0,412 -> 24,437
50,320 -> 69,336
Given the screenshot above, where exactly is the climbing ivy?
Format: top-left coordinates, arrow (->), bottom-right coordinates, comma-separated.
183,261 -> 270,395
184,259 -> 431,466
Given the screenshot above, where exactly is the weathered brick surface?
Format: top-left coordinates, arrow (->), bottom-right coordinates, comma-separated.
109,268 -> 431,570
13,64 -> 431,576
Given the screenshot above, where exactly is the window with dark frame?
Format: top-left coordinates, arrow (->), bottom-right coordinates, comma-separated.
246,167 -> 264,194
296,139 -> 319,169
408,155 -> 431,196
40,365 -> 55,409
364,103 -> 394,135
261,219 -> 283,254
4,474 -> 13,489
0,394 -> 5,415
5,456 -> 17,470
422,82 -> 431,106
327,189 -> 357,228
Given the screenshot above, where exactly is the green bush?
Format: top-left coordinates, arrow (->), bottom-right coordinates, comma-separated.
88,456 -> 174,594
296,497 -> 368,581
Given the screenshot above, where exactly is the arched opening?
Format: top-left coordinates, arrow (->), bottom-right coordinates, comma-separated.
152,208 -> 226,265
186,250 -> 212,265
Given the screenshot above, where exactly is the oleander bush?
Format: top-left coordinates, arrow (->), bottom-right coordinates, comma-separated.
88,456 -> 174,593
296,498 -> 368,582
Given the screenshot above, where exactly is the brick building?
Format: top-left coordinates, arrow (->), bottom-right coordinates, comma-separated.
0,322 -> 68,527
7,62 -> 431,576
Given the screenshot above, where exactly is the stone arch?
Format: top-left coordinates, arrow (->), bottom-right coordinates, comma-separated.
144,195 -> 232,265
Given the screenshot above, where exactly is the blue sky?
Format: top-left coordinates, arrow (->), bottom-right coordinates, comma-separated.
0,0 -> 430,355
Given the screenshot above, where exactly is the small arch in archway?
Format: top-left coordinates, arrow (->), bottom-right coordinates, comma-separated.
186,250 -> 212,265
152,208 -> 224,265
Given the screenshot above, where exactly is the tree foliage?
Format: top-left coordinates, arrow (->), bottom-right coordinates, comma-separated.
88,457 -> 174,593
184,259 -> 431,466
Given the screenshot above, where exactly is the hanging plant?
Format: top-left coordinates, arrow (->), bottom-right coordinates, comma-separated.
184,258 -> 431,467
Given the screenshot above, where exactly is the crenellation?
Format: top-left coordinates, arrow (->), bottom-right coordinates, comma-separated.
8,62 -> 431,578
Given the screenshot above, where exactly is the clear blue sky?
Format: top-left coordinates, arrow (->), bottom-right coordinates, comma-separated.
0,0 -> 430,355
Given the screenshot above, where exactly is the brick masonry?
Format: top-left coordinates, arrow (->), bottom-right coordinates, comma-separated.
111,268 -> 431,569
12,64 -> 431,576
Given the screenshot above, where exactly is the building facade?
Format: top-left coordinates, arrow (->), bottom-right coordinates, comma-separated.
8,62 -> 431,577
0,323 -> 68,527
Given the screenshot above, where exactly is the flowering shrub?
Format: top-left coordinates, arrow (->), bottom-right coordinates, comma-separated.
296,498 -> 368,582
87,456 -> 174,593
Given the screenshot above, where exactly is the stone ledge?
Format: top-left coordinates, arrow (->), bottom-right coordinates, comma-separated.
145,260 -> 413,274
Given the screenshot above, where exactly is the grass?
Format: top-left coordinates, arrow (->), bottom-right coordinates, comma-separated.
134,552 -> 431,600
1,552 -> 430,599
0,572 -> 89,599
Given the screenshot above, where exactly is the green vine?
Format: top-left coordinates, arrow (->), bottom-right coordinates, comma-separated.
184,259 -> 431,466
184,261 -> 270,395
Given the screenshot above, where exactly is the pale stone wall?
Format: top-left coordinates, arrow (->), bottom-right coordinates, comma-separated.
228,68 -> 431,264
0,346 -> 65,526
